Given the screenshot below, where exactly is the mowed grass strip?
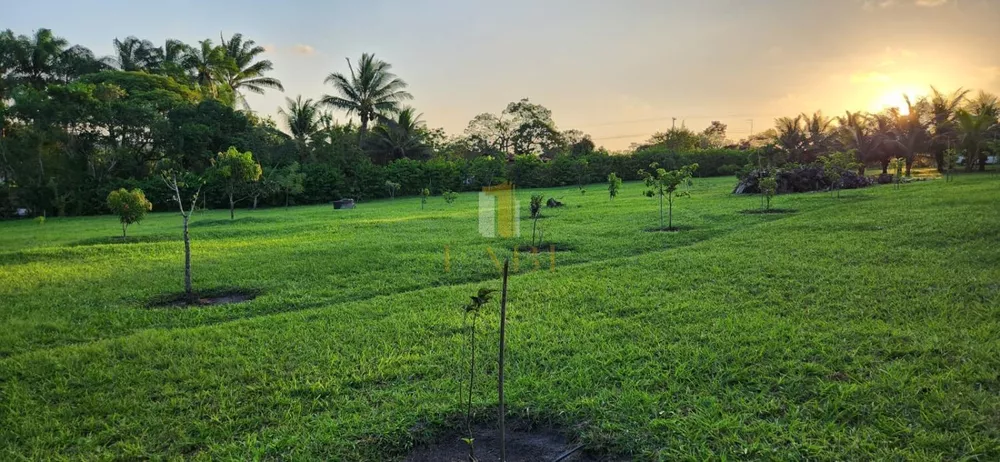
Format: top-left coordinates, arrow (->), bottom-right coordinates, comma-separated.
1,175 -> 998,459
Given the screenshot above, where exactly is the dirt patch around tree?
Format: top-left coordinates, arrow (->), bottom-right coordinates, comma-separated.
513,243 -> 575,253
405,421 -> 606,462
147,288 -> 261,308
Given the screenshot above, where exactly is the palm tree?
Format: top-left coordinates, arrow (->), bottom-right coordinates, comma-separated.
773,115 -> 807,163
219,33 -> 284,108
894,95 -> 930,176
928,86 -> 971,172
113,36 -> 160,72
183,39 -> 226,98
801,110 -> 835,163
321,53 -> 412,138
367,107 -> 431,163
14,28 -> 69,89
153,39 -> 192,81
956,91 -> 999,171
278,95 -> 320,161
838,111 -> 884,175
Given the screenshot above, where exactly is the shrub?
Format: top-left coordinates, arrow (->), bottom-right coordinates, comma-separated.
106,188 -> 153,238
608,172 -> 622,200
443,190 -> 458,204
385,181 -> 401,199
420,188 -> 430,209
736,164 -> 872,195
759,172 -> 777,210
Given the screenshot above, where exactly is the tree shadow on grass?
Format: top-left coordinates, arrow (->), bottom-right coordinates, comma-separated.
189,216 -> 278,227
147,287 -> 262,308
68,234 -> 179,247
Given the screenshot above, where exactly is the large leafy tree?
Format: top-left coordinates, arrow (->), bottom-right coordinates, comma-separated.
893,95 -> 930,175
321,53 -> 412,136
219,33 -> 283,108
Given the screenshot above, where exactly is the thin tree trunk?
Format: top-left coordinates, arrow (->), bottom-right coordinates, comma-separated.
183,214 -> 193,299
229,194 -> 235,220
285,191 -> 290,208
658,193 -> 664,229
498,259 -> 510,462
668,195 -> 673,230
122,223 -> 127,239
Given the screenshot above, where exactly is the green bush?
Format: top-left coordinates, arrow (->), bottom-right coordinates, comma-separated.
106,188 -> 153,238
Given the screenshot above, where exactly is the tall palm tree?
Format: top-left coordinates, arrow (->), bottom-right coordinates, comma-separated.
956,91 -> 999,171
55,45 -> 110,82
219,33 -> 283,108
278,95 -> 320,161
928,86 -> 971,172
183,39 -> 226,98
838,111 -> 884,175
773,115 -> 807,163
801,110 -> 835,163
153,39 -> 192,80
14,28 -> 69,89
894,95 -> 930,176
113,36 -> 160,72
321,53 -> 412,138
367,107 -> 430,163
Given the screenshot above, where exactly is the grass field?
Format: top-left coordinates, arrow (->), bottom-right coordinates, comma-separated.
2,174 -> 999,460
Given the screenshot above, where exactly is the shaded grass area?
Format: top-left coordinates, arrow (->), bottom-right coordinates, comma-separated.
1,174 -> 999,459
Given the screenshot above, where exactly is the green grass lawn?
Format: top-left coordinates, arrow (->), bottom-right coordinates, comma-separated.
2,175 -> 999,460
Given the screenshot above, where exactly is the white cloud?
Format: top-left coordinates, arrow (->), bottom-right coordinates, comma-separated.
293,44 -> 315,55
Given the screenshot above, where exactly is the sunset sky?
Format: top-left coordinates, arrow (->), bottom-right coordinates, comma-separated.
8,0 -> 1000,149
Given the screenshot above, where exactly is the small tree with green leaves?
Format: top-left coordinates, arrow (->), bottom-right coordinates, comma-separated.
820,151 -> 861,198
461,287 -> 495,462
420,188 -> 430,209
274,162 -> 306,208
210,146 -> 262,220
890,157 -> 906,189
639,162 -> 698,230
106,188 -> 152,238
944,148 -> 959,182
759,172 -> 778,210
608,172 -> 622,200
385,180 -> 401,199
443,190 -> 458,204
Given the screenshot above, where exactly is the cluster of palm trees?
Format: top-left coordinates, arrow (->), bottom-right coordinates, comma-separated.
772,87 -> 999,174
278,53 -> 425,164
0,28 -> 283,108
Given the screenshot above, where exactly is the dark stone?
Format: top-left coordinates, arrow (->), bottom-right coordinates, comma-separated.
333,199 -> 356,210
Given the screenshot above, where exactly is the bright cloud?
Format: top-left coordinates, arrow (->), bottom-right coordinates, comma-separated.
293,44 -> 315,55
851,72 -> 893,84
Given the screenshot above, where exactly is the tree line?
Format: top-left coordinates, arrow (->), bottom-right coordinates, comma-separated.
1,28 -> 996,217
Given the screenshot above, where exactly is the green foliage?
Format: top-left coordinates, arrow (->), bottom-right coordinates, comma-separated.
273,162 -> 306,207
943,148 -> 960,182
890,157 -> 906,188
420,187 -> 430,209
210,146 -> 262,219
759,172 -> 778,210
106,188 -> 152,238
385,180 -> 401,199
442,190 -> 458,204
639,162 -> 698,230
608,172 -> 622,200
820,151 -> 862,198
